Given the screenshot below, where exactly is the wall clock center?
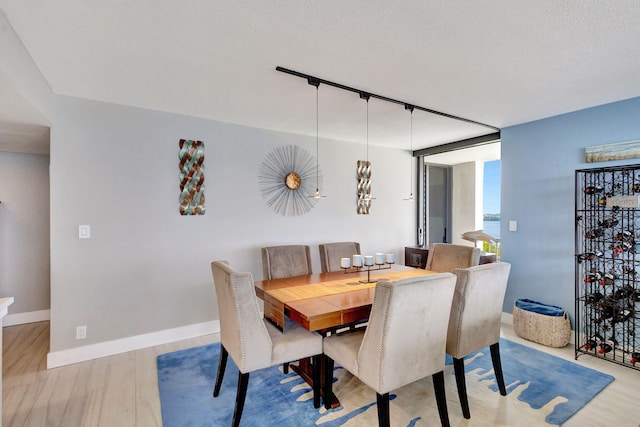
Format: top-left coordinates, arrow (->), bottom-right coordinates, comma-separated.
285,172 -> 301,190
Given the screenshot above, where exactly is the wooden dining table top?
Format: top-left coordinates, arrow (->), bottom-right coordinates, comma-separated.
254,265 -> 435,332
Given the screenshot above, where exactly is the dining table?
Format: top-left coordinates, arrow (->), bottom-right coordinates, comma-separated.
254,264 -> 436,407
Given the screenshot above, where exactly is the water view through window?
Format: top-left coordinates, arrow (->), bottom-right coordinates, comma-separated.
483,159 -> 501,240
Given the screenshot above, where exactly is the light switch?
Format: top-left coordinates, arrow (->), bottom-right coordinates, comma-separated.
79,224 -> 91,239
509,220 -> 517,232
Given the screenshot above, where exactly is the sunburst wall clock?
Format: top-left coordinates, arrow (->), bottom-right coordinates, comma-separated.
258,145 -> 323,216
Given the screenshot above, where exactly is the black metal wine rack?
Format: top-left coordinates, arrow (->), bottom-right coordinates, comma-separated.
575,165 -> 640,370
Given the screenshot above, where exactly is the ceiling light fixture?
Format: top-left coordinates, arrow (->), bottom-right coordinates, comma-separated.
361,92 -> 375,202
307,77 -> 326,199
276,66 -> 500,133
404,104 -> 415,202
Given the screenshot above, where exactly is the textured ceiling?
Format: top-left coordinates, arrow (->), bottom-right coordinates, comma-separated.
1,1 -> 640,153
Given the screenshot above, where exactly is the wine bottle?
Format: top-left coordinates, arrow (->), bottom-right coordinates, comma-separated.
585,185 -> 604,194
596,299 -> 614,320
584,272 -> 603,284
603,272 -> 616,286
585,228 -> 605,239
577,252 -> 604,263
585,292 -> 604,304
614,230 -> 634,242
584,334 -> 603,351
598,337 -> 618,354
599,218 -> 619,228
613,307 -> 633,323
612,286 -> 633,301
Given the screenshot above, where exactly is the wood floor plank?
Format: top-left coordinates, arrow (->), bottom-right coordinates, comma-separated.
135,346 -> 162,427
3,320 -> 640,426
97,351 -> 136,427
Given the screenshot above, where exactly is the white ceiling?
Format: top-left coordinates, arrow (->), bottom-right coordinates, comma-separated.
1,1 -> 640,157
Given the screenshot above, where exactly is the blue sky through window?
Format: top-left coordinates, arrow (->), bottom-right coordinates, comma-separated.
483,160 -> 500,214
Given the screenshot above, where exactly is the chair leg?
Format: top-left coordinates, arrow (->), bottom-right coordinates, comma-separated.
312,355 -> 321,409
231,372 -> 250,427
432,371 -> 451,427
283,362 -> 289,374
323,356 -> 334,410
453,357 -> 470,419
376,392 -> 390,427
490,342 -> 507,396
213,344 -> 229,397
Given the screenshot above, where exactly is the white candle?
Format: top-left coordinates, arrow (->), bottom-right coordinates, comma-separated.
385,253 -> 395,264
375,253 -> 385,265
340,257 -> 351,269
352,254 -> 363,267
364,255 -> 374,266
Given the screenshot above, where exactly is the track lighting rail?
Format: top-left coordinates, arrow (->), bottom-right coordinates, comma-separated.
276,66 -> 499,132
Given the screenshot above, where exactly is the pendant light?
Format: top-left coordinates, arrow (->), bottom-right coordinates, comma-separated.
308,78 -> 325,199
404,104 -> 415,201
360,92 -> 375,201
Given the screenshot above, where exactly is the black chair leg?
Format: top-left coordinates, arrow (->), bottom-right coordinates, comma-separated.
376,392 -> 390,427
453,357 -> 470,419
490,342 -> 507,396
323,356 -> 334,410
312,355 -> 321,408
231,372 -> 249,427
432,371 -> 451,427
283,362 -> 289,374
213,344 -> 229,397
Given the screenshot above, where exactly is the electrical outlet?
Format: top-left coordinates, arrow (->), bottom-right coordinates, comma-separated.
76,325 -> 87,340
79,225 -> 91,239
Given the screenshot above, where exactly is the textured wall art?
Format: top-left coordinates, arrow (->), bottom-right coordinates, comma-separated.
357,160 -> 371,215
259,145 -> 322,216
178,139 -> 205,215
585,139 -> 640,163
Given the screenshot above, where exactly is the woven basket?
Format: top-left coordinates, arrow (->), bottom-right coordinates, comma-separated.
513,304 -> 571,348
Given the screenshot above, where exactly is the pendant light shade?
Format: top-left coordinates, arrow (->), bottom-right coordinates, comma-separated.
404,104 -> 415,201
308,79 -> 325,199
361,92 -> 375,202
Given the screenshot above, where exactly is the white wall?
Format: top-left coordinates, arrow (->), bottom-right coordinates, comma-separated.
47,97 -> 414,354
451,161 -> 480,246
0,152 -> 50,320
0,15 -> 416,364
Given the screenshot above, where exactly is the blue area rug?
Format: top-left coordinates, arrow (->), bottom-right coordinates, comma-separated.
157,338 -> 614,426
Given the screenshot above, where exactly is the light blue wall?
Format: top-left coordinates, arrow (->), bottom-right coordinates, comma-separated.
500,96 -> 640,325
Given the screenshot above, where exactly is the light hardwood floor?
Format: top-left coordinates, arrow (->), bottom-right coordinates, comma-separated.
2,321 -> 640,426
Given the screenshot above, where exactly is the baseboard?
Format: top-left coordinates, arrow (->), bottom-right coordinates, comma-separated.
46,320 -> 220,369
501,311 -> 513,326
3,309 -> 50,326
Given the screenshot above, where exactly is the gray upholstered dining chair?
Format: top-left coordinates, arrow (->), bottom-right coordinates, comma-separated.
425,243 -> 481,273
323,273 -> 457,427
261,245 -> 313,373
446,262 -> 512,419
318,241 -> 361,273
262,245 -> 312,279
211,261 -> 323,427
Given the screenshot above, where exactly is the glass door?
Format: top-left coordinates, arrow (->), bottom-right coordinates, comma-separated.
425,163 -> 452,244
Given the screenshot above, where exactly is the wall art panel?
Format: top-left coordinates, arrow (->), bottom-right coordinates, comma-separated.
178,139 -> 205,215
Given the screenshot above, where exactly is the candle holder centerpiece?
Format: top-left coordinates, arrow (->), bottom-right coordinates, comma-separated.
340,253 -> 396,283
